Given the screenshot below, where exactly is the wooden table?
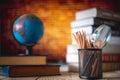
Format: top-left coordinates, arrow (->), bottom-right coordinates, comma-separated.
0,71 -> 120,80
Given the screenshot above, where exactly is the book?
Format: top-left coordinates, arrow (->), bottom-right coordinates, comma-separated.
67,7 -> 120,72
102,54 -> 120,62
0,26 -> 1,56
71,18 -> 120,28
75,8 -> 120,22
66,53 -> 78,63
71,18 -> 98,28
67,63 -> 79,72
102,44 -> 120,53
1,65 -> 60,77
66,45 -> 120,72
67,62 -> 120,72
66,52 -> 120,64
71,25 -> 96,35
66,44 -> 120,64
102,63 -> 120,72
71,20 -> 120,37
0,55 -> 47,65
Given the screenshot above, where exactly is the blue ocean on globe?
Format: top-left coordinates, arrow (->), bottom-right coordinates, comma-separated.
12,14 -> 44,45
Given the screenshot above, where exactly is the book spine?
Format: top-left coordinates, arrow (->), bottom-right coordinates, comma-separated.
94,18 -> 120,27
98,8 -> 120,22
94,18 -> 120,36
71,19 -> 120,36
102,54 -> 120,62
72,18 -> 120,28
71,18 -> 94,28
67,62 -> 120,72
0,24 -> 1,56
76,8 -> 120,22
2,65 -> 60,77
102,63 -> 120,72
2,66 -> 9,77
97,8 -> 113,20
75,8 -> 97,20
71,26 -> 95,34
66,53 -> 120,64
108,36 -> 120,45
66,54 -> 78,63
0,56 -> 47,66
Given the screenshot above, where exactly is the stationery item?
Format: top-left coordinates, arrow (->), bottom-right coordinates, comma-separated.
73,31 -> 102,79
78,49 -> 102,79
92,24 -> 112,48
73,24 -> 112,49
73,25 -> 111,79
73,31 -> 92,49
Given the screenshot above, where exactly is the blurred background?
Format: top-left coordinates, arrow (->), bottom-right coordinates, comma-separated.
0,0 -> 120,61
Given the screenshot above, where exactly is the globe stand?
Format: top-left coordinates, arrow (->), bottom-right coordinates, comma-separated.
25,46 -> 33,55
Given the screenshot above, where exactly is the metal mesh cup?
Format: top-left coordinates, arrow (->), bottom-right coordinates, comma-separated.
78,48 -> 102,79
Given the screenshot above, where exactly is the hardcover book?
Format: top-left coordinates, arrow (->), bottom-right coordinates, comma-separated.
67,62 -> 120,72
0,55 -> 47,65
71,17 -> 120,28
71,25 -> 96,35
102,63 -> 120,72
75,8 -> 120,22
102,54 -> 120,62
2,65 -> 60,77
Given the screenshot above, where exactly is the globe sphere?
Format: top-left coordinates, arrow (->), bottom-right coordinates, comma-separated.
12,14 -> 44,46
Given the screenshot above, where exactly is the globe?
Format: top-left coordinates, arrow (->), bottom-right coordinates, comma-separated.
12,14 -> 44,55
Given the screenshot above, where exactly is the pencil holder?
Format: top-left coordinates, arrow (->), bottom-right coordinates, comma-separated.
78,48 -> 102,79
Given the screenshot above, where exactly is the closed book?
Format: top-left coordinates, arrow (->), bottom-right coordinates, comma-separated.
67,62 -> 120,72
102,54 -> 120,62
71,20 -> 120,36
66,44 -> 78,54
66,53 -> 120,64
0,55 -> 47,65
71,18 -> 120,28
71,18 -> 97,28
75,8 -> 120,22
2,65 -> 60,77
67,63 -> 79,72
71,25 -> 96,35
66,53 -> 78,63
102,63 -> 120,72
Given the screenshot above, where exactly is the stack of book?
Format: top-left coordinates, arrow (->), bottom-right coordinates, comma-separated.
66,8 -> 120,72
0,55 -> 60,77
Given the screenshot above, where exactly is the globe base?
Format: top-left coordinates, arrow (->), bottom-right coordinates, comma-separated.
25,46 -> 33,55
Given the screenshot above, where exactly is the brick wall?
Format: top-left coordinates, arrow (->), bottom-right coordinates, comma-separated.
1,0 -> 120,60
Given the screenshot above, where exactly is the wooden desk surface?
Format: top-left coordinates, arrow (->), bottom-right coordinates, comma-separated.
0,71 -> 120,80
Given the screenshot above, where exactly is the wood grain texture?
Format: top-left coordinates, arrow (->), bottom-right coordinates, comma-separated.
0,72 -> 120,80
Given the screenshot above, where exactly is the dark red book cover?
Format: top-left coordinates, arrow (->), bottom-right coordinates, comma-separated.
102,54 -> 120,62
